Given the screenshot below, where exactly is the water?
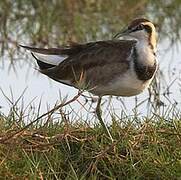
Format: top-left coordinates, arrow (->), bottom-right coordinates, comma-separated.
0,39 -> 181,120
0,0 -> 181,121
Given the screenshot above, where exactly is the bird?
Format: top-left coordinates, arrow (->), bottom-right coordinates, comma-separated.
20,18 -> 158,141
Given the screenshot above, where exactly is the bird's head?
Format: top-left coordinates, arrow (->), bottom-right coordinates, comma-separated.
115,18 -> 157,50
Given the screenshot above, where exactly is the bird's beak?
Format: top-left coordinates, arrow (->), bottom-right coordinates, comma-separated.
113,28 -> 131,39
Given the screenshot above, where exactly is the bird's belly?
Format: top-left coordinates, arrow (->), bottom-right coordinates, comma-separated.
91,70 -> 153,96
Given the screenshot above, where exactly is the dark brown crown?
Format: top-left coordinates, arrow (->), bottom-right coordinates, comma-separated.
128,18 -> 151,29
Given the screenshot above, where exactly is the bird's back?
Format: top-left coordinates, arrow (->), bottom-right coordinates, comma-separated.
23,40 -> 136,94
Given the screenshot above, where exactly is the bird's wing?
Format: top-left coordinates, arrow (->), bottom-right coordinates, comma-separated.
40,40 -> 136,88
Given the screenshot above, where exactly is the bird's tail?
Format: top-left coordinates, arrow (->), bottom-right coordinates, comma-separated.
19,45 -> 68,70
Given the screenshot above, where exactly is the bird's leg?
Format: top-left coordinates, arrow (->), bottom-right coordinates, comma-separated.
96,97 -> 113,142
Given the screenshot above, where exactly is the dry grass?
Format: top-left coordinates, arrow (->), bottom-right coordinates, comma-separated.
0,94 -> 180,179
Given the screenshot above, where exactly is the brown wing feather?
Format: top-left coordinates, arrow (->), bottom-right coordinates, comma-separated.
41,40 -> 136,89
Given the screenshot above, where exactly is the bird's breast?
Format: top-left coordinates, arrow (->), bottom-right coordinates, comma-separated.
91,67 -> 153,96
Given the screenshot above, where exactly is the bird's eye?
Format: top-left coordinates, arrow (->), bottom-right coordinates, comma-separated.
137,24 -> 144,30
131,24 -> 144,32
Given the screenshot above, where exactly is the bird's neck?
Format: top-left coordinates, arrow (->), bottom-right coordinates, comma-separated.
132,39 -> 157,81
135,38 -> 156,66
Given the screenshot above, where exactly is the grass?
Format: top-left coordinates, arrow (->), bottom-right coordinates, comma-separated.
0,94 -> 180,179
